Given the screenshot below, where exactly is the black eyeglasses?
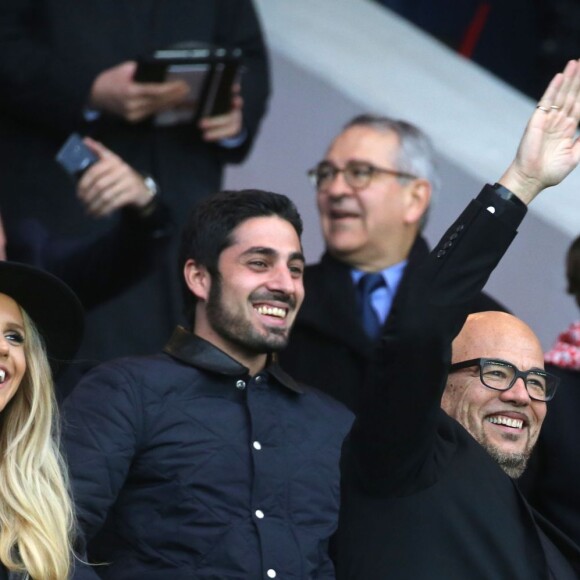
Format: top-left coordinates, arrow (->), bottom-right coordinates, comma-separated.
307,161 -> 418,190
448,358 -> 559,402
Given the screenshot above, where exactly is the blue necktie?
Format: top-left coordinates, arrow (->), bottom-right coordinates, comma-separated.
358,273 -> 385,340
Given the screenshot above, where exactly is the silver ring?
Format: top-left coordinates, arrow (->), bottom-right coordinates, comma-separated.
536,105 -> 550,112
550,105 -> 561,110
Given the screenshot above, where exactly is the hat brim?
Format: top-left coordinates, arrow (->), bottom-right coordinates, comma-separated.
0,261 -> 84,369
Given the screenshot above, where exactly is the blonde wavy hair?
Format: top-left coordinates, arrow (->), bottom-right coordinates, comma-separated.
0,308 -> 74,579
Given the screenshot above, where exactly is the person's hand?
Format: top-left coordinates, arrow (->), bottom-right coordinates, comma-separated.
198,84 -> 243,142
89,61 -> 190,123
77,138 -> 155,218
499,59 -> 580,204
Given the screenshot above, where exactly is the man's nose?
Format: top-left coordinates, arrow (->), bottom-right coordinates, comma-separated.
268,265 -> 296,294
500,377 -> 531,405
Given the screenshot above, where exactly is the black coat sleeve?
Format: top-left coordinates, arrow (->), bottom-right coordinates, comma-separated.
6,202 -> 173,310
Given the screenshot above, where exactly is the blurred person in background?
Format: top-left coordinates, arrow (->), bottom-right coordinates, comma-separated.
0,0 -> 271,366
280,115 -> 506,412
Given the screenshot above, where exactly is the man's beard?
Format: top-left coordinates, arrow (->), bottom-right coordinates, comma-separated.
478,437 -> 531,479
206,275 -> 294,355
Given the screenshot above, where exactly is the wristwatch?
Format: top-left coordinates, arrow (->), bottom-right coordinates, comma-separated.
143,175 -> 159,199
492,182 -> 516,201
137,175 -> 160,218
492,182 -> 526,208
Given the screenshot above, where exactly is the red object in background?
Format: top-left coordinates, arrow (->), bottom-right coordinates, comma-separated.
459,2 -> 492,58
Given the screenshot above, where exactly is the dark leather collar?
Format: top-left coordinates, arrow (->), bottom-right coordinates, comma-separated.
163,326 -> 303,394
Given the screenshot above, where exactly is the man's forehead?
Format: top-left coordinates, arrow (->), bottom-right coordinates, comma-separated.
326,125 -> 400,161
228,216 -> 302,255
453,312 -> 544,369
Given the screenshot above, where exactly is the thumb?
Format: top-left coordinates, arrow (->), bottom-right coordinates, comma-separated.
119,60 -> 138,79
82,137 -> 113,159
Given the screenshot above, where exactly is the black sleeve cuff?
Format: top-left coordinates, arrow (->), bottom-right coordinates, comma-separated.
475,183 -> 528,230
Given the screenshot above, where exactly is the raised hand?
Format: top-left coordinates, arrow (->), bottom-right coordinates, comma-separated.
499,59 -> 580,204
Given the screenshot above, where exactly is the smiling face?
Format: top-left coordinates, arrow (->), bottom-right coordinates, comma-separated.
0,293 -> 26,412
442,312 -> 546,478
317,125 -> 430,271
185,216 -> 305,374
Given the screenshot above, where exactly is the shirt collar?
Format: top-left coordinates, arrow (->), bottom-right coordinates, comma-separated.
351,259 -> 408,292
163,326 -> 304,394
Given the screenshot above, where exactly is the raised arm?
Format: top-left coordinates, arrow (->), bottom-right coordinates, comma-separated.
352,60 -> 580,486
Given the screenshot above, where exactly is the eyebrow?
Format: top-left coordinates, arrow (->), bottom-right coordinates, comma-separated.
489,359 -> 546,373
3,322 -> 25,333
241,247 -> 305,263
321,158 -> 366,165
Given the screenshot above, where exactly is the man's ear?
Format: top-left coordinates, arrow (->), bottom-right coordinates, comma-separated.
403,178 -> 431,226
183,259 -> 211,302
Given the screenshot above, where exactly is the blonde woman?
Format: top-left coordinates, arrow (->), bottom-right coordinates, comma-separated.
0,261 -> 84,579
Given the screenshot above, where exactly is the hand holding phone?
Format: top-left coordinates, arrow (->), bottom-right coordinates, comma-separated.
55,133 -> 99,179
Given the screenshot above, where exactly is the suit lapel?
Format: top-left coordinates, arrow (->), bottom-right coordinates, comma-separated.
383,236 -> 430,336
300,237 -> 431,358
301,253 -> 372,357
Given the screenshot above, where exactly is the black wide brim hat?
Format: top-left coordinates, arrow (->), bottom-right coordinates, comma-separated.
0,261 -> 84,369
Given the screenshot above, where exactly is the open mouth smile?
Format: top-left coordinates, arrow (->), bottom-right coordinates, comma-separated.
255,305 -> 288,319
486,415 -> 525,430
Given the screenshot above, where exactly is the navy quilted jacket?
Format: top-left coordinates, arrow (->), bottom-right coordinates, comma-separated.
63,328 -> 354,579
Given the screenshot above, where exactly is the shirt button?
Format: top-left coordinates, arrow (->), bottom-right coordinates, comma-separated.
255,509 -> 264,519
253,441 -> 262,450
436,250 -> 446,258
236,380 -> 246,390
486,205 -> 496,214
267,570 -> 277,578
255,375 -> 264,384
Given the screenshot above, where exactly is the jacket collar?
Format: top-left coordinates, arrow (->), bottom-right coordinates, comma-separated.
300,237 -> 430,355
163,326 -> 304,394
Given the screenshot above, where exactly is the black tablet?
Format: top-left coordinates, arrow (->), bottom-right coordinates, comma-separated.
134,44 -> 243,122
